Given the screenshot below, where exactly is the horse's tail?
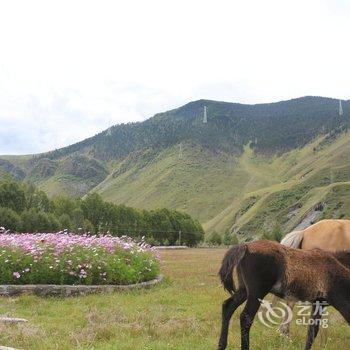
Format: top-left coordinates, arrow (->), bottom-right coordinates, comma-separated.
219,244 -> 247,295
280,230 -> 304,248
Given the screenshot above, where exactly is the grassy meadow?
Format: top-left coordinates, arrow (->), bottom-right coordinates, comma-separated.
0,248 -> 348,349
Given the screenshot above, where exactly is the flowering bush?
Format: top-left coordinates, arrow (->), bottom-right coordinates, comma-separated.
0,233 -> 160,285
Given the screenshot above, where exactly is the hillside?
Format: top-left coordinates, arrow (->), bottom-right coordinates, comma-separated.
1,96 -> 350,239
210,132 -> 350,239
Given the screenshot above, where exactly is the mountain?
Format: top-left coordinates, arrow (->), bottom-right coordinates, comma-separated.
1,96 -> 349,239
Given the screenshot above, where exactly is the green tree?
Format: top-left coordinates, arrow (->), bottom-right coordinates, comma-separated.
207,231 -> 222,246
0,178 -> 205,244
83,219 -> 94,233
24,183 -> 51,212
35,211 -> 55,232
0,178 -> 26,212
59,214 -> 73,231
20,208 -> 55,232
0,207 -> 21,231
71,208 -> 85,231
53,196 -> 78,218
47,213 -> 60,232
81,193 -> 106,233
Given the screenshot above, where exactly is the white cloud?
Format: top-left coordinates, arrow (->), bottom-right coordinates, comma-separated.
0,0 -> 350,154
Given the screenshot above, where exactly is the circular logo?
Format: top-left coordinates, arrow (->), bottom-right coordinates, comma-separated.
257,299 -> 293,328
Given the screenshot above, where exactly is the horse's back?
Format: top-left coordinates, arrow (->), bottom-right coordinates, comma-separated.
302,219 -> 350,251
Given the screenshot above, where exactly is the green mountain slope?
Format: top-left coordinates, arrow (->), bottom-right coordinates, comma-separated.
92,143 -> 279,224
1,96 -> 350,238
222,132 -> 350,240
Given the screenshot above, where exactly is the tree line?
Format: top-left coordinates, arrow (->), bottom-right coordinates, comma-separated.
0,177 -> 204,246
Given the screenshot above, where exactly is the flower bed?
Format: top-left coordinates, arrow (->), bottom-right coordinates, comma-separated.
0,233 -> 160,285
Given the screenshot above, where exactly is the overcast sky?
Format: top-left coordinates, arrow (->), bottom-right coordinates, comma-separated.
1,0 -> 350,155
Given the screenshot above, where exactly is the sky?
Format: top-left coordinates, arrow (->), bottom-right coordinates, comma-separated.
1,0 -> 350,155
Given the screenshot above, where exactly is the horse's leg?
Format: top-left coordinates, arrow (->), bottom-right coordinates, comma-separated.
329,296 -> 350,324
278,300 -> 296,336
240,295 -> 266,350
218,288 -> 247,350
304,303 -> 323,350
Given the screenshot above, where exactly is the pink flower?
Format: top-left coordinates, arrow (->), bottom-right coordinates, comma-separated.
0,233 -> 158,284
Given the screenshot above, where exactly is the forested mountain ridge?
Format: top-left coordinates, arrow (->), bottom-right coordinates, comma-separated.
35,96 -> 349,158
1,96 -> 349,239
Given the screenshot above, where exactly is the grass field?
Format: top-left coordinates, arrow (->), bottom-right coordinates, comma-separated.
0,248 -> 349,349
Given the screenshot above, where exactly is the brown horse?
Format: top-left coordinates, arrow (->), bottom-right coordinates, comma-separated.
278,219 -> 350,335
281,219 -> 350,251
218,240 -> 350,350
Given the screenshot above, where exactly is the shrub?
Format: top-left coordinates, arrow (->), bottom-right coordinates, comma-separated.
20,209 -> 58,233
223,231 -> 239,245
59,214 -> 73,230
261,228 -> 272,240
0,233 -> 159,285
271,224 -> 283,242
207,231 -> 222,246
0,207 -> 21,231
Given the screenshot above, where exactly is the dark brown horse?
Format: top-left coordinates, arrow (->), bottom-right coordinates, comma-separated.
218,240 -> 350,350
278,219 -> 350,335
